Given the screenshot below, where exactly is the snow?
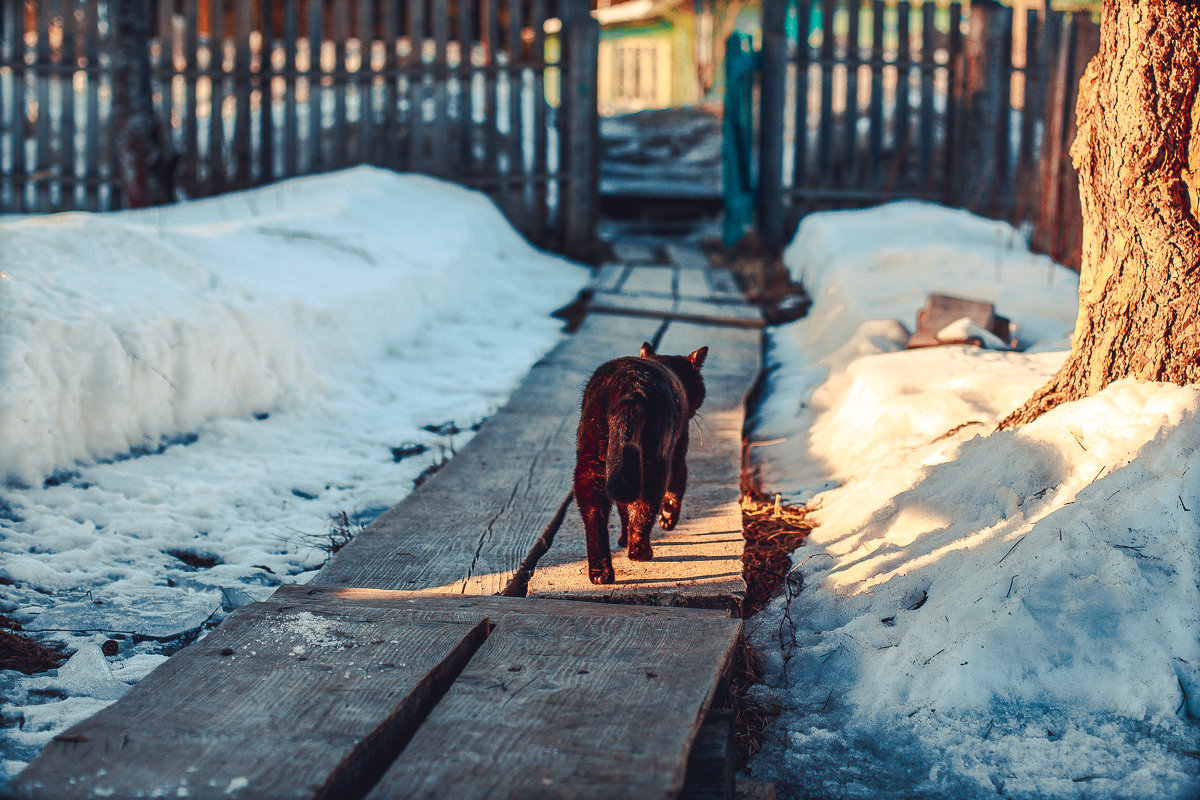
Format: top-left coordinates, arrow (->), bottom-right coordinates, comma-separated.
0,166 -> 588,780
3,175 -> 1197,798
747,201 -> 1200,798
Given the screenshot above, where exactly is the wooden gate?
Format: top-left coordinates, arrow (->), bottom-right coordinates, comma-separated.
0,0 -> 599,252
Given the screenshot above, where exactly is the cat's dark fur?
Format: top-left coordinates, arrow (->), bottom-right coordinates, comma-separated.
574,342 -> 708,584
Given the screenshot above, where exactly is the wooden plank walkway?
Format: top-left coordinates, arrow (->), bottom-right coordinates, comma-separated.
14,587 -> 740,800
10,241 -> 765,800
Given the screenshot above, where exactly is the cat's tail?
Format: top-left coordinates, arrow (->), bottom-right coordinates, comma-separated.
605,403 -> 644,503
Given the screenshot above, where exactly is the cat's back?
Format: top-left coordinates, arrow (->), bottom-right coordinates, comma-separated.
584,356 -> 682,407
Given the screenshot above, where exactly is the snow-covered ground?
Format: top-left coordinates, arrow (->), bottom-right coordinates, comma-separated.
747,202 -> 1200,799
4,175 -> 1198,798
0,167 -> 588,780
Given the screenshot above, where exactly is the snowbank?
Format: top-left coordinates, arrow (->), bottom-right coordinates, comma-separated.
1,167 -> 576,485
0,167 -> 587,778
749,202 -> 1200,799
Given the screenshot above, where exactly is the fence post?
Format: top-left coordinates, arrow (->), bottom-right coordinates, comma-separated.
758,0 -> 787,253
562,0 -> 599,257
111,0 -> 175,207
721,32 -> 758,248
953,0 -> 1010,215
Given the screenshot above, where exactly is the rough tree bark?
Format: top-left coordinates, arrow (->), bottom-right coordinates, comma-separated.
111,0 -> 175,208
1000,0 -> 1200,429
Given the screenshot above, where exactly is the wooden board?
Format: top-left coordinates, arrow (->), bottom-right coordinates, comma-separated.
590,292 -> 763,329
591,263 -> 628,293
10,587 -> 740,800
9,593 -> 490,800
365,594 -> 741,800
664,243 -> 710,271
311,314 -> 660,595
621,265 -> 675,295
526,322 -> 760,612
611,241 -> 660,264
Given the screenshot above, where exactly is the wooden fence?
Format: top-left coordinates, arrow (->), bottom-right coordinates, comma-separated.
0,0 -> 599,252
757,0 -> 1100,270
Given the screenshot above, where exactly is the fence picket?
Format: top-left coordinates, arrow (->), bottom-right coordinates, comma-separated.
2,0 -> 590,251
868,0 -> 884,184
845,0 -> 860,186
817,0 -> 834,183
917,1 -> 935,189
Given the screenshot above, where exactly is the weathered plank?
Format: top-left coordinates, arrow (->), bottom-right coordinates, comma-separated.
591,263 -> 629,293
366,593 -> 741,800
10,594 -> 490,800
611,240 -> 659,264
590,292 -> 763,329
311,314 -> 659,595
526,322 -> 759,611
664,243 -> 710,271
621,265 -> 675,295
677,266 -> 711,299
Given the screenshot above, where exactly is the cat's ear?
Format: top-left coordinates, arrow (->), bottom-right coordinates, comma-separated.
640,342 -> 656,358
687,346 -> 708,369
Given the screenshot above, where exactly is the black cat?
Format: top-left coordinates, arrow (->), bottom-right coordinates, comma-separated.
574,342 -> 708,584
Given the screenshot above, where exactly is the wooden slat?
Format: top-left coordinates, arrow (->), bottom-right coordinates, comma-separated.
257,0 -> 275,183
943,1 -> 963,205
407,0 -> 427,169
10,0 -> 28,211
233,1 -> 252,185
35,0 -> 51,210
677,266 -> 710,299
60,0 -> 77,207
10,593 -> 491,800
310,314 -> 661,595
531,0 -> 549,228
457,0 -> 477,171
330,1 -> 349,165
282,0 -> 299,177
621,264 -> 675,295
307,0 -> 323,172
367,591 -> 741,800
381,0 -> 401,169
868,0 -> 884,183
590,293 -> 764,329
590,263 -> 629,293
844,0 -> 860,185
208,0 -> 226,192
431,0 -> 450,175
505,0 -> 523,217
181,0 -> 200,192
918,0 -> 936,188
894,0 -> 911,179
792,0 -> 812,192
816,0 -> 834,182
526,321 -> 758,611
481,0 -> 499,182
357,0 -> 374,163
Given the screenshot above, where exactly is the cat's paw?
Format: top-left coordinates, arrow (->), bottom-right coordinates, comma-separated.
660,495 -> 681,530
589,565 -> 615,584
628,544 -> 654,561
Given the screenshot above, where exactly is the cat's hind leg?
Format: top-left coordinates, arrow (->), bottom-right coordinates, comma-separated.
576,458 -> 614,584
625,499 -> 658,561
660,429 -> 689,531
617,502 -> 630,548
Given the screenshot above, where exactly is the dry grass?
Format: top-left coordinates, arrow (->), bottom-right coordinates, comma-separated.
0,618 -> 67,674
731,483 -> 814,767
741,488 -> 813,618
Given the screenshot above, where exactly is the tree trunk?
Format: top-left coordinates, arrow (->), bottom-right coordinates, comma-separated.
111,0 -> 175,208
1000,0 -> 1200,429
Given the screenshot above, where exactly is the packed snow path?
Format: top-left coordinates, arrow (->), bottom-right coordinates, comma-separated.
10,243 -> 764,800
